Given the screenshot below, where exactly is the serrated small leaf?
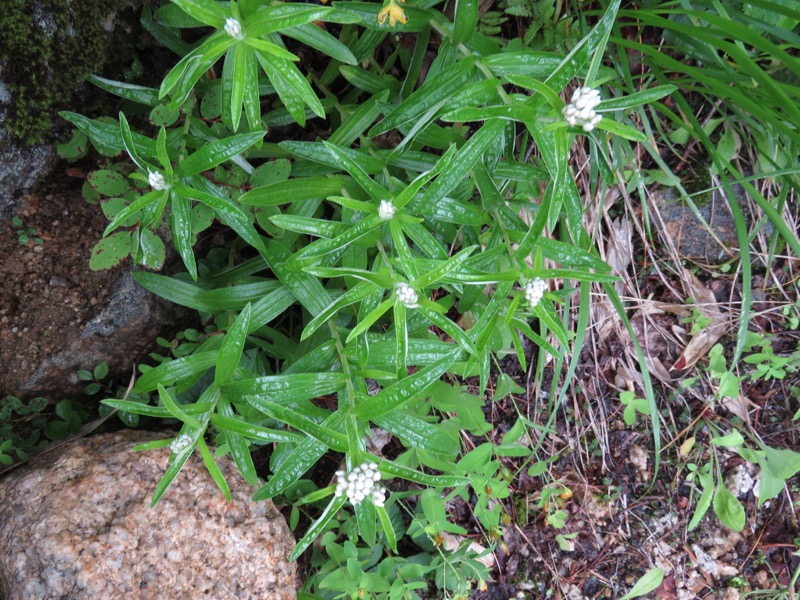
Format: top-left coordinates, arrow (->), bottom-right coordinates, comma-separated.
150,103 -> 181,127
88,170 -> 130,197
90,231 -> 131,270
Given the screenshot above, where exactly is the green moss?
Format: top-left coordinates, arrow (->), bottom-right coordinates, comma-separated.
0,0 -> 131,145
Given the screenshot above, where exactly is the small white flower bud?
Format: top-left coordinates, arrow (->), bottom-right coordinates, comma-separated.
148,171 -> 170,191
224,17 -> 245,40
169,434 -> 192,454
563,86 -> 602,132
524,278 -> 548,308
396,282 -> 419,308
378,199 -> 396,221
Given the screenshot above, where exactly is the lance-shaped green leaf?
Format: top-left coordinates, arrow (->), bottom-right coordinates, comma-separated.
302,267 -> 394,287
254,412 -> 346,500
177,132 -> 265,177
323,141 -> 389,199
241,37 -> 299,62
151,384 -> 220,506
215,303 -> 252,386
536,238 -> 612,271
252,401 -> 346,451
374,411 -> 457,455
346,297 -> 394,343
240,176 -> 358,206
221,43 -> 247,132
209,413 -> 303,444
328,90 -> 389,147
395,302 -> 408,379
223,372 -> 347,404
263,240 -> 331,314
60,111 -> 154,159
419,119 -> 506,207
595,118 -> 647,142
160,32 -> 235,104
377,458 -> 468,487
452,0 -> 478,44
355,350 -> 460,420
598,85 -> 677,110
411,245 -> 477,290
282,140 -> 385,173
197,281 -> 283,312
376,505 -> 397,552
241,44 -> 261,131
170,0 -> 228,27
417,306 -> 477,355
482,51 -> 562,78
101,399 -> 214,418
393,145 -> 457,211
389,220 -> 419,281
291,494 -> 348,560
197,436 -> 231,500
88,75 -> 159,106
256,51 -> 324,126
284,22 -> 358,66
134,351 -> 218,393
340,65 -> 401,95
133,272 -> 211,312
545,0 -> 621,90
157,384 -> 203,428
270,215 -> 348,238
169,192 -> 198,280
175,181 -> 267,256
294,214 -> 384,260
370,56 -> 477,136
102,189 -> 163,237
216,397 -> 258,487
441,104 -> 539,123
303,281 -> 381,341
246,6 -> 332,37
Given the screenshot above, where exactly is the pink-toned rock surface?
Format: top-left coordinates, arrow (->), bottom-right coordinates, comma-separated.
0,430 -> 296,599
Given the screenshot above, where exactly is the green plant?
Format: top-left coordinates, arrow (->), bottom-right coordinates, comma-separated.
75,362 -> 111,396
53,0 -> 800,594
11,216 -> 43,246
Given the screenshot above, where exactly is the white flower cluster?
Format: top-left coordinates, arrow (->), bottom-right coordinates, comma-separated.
169,433 -> 192,454
378,199 -> 396,221
224,17 -> 245,40
334,462 -> 385,507
524,278 -> 547,308
148,171 -> 170,191
395,282 -> 418,308
562,87 -> 602,132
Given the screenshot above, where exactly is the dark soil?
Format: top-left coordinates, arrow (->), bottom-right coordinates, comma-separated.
0,170 -> 117,397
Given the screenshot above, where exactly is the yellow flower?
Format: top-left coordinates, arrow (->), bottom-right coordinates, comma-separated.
378,0 -> 407,27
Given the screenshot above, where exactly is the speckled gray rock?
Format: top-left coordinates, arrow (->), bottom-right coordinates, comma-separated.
0,430 -> 296,599
652,179 -> 754,265
14,270 -> 190,399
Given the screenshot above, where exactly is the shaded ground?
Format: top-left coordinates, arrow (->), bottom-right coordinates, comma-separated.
0,172 -> 117,396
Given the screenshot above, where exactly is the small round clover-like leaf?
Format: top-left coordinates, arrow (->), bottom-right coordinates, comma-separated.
150,103 -> 181,127
56,129 -> 88,161
250,159 -> 291,187
100,198 -> 139,228
90,231 -> 131,271
200,84 -> 222,120
88,170 -> 130,197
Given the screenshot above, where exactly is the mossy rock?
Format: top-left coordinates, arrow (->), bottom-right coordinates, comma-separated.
0,0 -> 138,145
